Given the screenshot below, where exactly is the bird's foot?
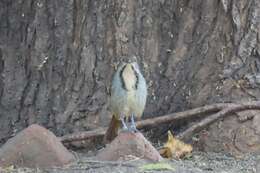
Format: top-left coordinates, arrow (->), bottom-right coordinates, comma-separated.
129,113 -> 138,133
121,126 -> 129,133
129,125 -> 138,133
120,117 -> 129,132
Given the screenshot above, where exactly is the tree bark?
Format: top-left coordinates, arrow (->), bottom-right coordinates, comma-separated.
0,0 -> 259,145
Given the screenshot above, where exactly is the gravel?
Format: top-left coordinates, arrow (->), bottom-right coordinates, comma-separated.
1,152 -> 259,173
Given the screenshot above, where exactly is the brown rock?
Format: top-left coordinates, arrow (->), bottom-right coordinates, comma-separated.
96,132 -> 163,162
0,124 -> 75,168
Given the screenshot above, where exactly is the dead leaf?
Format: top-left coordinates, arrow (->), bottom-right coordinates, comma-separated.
159,131 -> 193,159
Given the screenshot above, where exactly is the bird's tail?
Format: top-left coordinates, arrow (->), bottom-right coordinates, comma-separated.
104,115 -> 121,143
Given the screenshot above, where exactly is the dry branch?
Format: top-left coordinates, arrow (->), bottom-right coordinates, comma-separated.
177,101 -> 260,141
60,129 -> 106,143
60,103 -> 228,143
60,101 -> 260,144
136,103 -> 232,128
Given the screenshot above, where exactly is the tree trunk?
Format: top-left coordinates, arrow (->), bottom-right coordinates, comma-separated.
0,0 -> 259,144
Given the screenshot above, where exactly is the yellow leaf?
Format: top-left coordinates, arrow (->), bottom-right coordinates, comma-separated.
1,165 -> 15,173
159,130 -> 192,159
140,162 -> 175,171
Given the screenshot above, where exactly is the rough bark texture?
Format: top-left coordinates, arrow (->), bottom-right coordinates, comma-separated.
0,0 -> 259,146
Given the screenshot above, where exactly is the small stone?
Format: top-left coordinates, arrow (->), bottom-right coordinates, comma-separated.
96,132 -> 163,162
0,124 -> 75,168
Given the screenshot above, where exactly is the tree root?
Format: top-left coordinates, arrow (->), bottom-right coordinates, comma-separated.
60,101 -> 260,144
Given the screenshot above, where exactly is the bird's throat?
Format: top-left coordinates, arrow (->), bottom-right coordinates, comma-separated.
122,64 -> 137,91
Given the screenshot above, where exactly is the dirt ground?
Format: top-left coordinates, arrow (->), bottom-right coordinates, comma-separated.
2,152 -> 259,173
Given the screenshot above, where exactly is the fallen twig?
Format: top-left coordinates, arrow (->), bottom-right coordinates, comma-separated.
77,159 -> 136,167
136,103 -> 232,128
60,101 -> 260,144
60,103 -> 229,143
177,101 -> 260,141
60,129 -> 106,143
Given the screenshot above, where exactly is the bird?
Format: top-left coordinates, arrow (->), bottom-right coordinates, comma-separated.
104,57 -> 147,142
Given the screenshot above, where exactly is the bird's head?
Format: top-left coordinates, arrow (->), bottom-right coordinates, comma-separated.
115,55 -> 141,91
118,55 -> 141,74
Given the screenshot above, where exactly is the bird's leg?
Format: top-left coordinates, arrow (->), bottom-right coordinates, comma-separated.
129,113 -> 138,132
120,116 -> 128,131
